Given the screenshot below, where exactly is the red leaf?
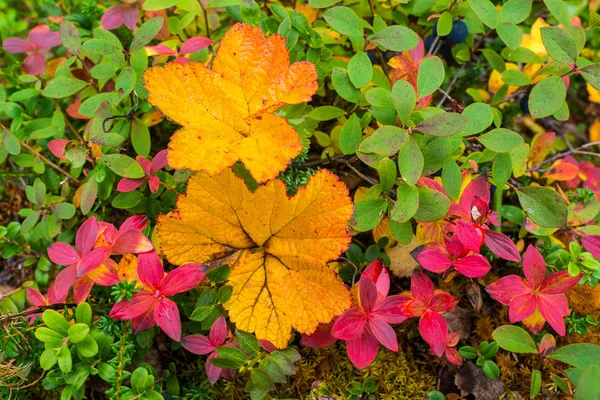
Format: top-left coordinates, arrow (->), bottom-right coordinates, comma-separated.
369,318 -> 398,351
456,220 -> 483,253
508,293 -> 536,323
523,245 -> 546,289
453,254 -> 491,278
110,291 -> 157,320
417,249 -> 452,273
331,308 -> 367,340
411,271 -> 435,303
537,294 -> 570,336
25,287 -> 47,307
160,263 -> 207,296
181,334 -> 215,355
582,235 -> 600,258
111,230 -> 154,254
483,229 -> 521,262
301,321 -> 338,348
419,310 -> 448,357
361,259 -> 390,298
76,246 -> 111,278
154,297 -> 182,341
76,217 -> 99,255
485,275 -> 530,305
47,242 -> 80,266
137,251 -> 164,290
346,330 -> 379,370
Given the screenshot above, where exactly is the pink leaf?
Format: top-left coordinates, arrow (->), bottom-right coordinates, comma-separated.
136,156 -> 152,176
119,215 -> 148,233
429,293 -> 458,313
483,229 -> 521,262
179,36 -> 213,55
110,291 -> 156,320
417,249 -> 452,273
456,220 -> 483,253
583,235 -> 600,258
445,348 -> 463,365
23,53 -> 46,75
160,263 -> 207,296
111,230 -> 153,254
121,6 -> 140,30
331,308 -> 367,340
137,251 -> 164,290
47,242 -> 80,265
537,294 -> 569,336
358,276 -> 377,313
28,25 -> 61,50
540,271 -> 581,294
369,318 -> 398,351
150,149 -> 169,173
47,284 -> 67,304
145,44 -> 178,56
210,316 -> 229,346
410,271 -> 435,304
77,246 -> 111,277
181,334 -> 215,355
148,176 -> 160,193
76,217 -> 99,255
206,353 -> 223,384
73,277 -> 95,304
301,322 -> 338,348
155,297 -> 182,341
485,275 -> 530,305
3,38 -> 31,53
523,245 -> 546,288
26,287 -> 47,307
453,254 -> 491,278
52,265 -> 77,300
373,295 -> 410,323
131,306 -> 157,333
361,259 -> 390,298
116,177 -> 145,192
48,139 -> 69,159
419,310 -> 448,357
346,330 -> 379,370
508,293 -> 537,323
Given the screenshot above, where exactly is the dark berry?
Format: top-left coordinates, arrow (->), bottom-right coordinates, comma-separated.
432,22 -> 438,37
447,20 -> 469,44
520,93 -> 530,114
424,34 -> 436,51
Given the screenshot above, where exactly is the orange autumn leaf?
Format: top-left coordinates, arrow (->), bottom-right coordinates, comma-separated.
144,23 -> 318,183
543,159 -> 580,181
528,131 -> 556,166
157,169 -> 353,347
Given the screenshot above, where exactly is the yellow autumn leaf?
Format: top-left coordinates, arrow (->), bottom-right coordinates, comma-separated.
157,169 -> 353,347
520,18 -> 549,57
144,23 -> 318,183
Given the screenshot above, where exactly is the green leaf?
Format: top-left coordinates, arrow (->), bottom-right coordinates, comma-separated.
189,306 -> 213,321
332,67 -> 360,103
143,0 -> 180,10
500,0 -> 532,24
308,106 -> 346,121
501,69 -> 532,86
391,80 -> 416,126
43,78 -> 89,99
574,365 -> 600,400
442,160 -> 462,200
260,357 -> 286,383
497,22 -> 522,50
116,66 -> 136,99
482,360 -> 500,380
370,25 -> 419,52
112,191 -> 144,209
58,346 -> 72,373
100,154 -> 145,178
348,52 -> 373,88
236,330 -> 260,357
40,349 -> 58,370
248,368 -> 276,392
77,334 -> 98,357
530,370 -> 542,399
351,199 -> 388,232
398,136 -> 423,186
390,183 -> 419,223
51,203 -> 76,219
365,87 -> 394,108
414,187 -> 451,222
60,20 -> 81,54
478,128 -> 524,153
540,27 -> 578,64
516,186 -> 568,228
207,264 -> 230,283
437,12 -> 453,36
492,152 -> 512,187
358,126 -> 407,156
323,7 -> 363,36
543,0 -> 571,27
76,302 -> 92,326
338,114 -> 362,155
42,310 -> 71,336
493,325 -> 537,353
549,343 -> 600,369
308,0 -> 337,7
130,17 -> 164,51
2,127 -> 21,155
377,158 -> 397,192
68,323 -> 90,344
214,346 -> 248,368
388,220 -> 413,244
80,179 -> 98,215
35,327 -> 64,345
416,112 -> 468,137
131,118 -> 151,157
9,88 -> 39,102
468,0 -> 500,28
82,39 -> 120,55
580,63 -> 600,91
417,56 -> 444,99
462,103 -> 493,136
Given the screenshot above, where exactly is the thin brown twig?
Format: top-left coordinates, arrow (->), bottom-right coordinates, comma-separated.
339,158 -> 379,185
18,140 -> 81,184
